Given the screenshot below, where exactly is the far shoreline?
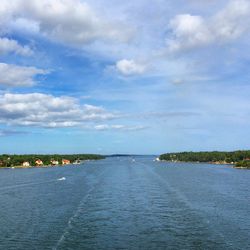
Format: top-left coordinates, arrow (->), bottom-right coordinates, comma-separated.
158,150 -> 250,169
0,159 -> 103,170
157,159 -> 236,166
0,154 -> 105,169
1,164 -> 83,169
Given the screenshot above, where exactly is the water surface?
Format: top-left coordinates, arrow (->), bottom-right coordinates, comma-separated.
0,157 -> 249,249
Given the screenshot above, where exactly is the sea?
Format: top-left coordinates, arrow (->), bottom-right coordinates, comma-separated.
0,156 -> 249,249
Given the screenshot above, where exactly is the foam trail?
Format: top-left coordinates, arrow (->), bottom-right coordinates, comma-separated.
0,179 -> 58,192
138,161 -> 232,248
53,169 -> 107,250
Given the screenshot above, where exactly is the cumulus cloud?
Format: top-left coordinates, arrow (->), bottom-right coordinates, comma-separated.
0,63 -> 47,87
0,93 -> 117,128
116,59 -> 147,76
0,37 -> 33,56
0,0 -> 132,47
167,0 -> 250,53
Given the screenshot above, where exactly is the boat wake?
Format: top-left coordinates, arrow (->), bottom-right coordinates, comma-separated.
0,180 -> 57,192
53,169 -> 107,250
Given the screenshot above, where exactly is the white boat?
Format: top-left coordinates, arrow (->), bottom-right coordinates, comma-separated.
57,177 -> 66,181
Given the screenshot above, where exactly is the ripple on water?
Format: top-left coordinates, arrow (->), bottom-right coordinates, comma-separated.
0,157 -> 249,250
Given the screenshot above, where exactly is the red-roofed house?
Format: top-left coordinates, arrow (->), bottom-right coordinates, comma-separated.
62,159 -> 70,165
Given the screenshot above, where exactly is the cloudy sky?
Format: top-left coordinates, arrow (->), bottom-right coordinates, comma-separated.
0,0 -> 249,154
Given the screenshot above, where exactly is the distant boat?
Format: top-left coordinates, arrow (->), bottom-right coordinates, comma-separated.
155,157 -> 160,162
132,159 -> 136,162
73,160 -> 81,165
57,177 -> 66,181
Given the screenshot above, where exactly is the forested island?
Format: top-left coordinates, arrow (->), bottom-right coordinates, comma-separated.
0,154 -> 105,168
159,150 -> 250,169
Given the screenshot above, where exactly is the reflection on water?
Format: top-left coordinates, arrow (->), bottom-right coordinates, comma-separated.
0,156 -> 249,249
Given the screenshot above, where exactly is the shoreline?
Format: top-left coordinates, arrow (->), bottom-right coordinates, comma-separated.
1,159 -> 249,170
0,163 -> 83,169
157,159 -> 250,169
158,159 -> 234,165
0,158 -> 103,170
159,150 -> 250,169
233,166 -> 250,169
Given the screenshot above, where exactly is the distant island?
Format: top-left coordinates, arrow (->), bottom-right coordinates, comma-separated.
159,150 -> 250,169
0,154 -> 105,168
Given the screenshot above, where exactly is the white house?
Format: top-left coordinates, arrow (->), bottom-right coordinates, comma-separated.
22,162 -> 30,167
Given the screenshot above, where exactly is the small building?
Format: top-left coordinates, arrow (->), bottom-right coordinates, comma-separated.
62,159 -> 70,165
51,160 -> 59,165
22,162 -> 30,167
35,159 -> 43,166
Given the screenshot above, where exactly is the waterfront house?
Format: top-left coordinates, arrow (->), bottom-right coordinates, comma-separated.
62,159 -> 70,165
35,159 -> 43,166
51,160 -> 59,165
22,162 -> 30,167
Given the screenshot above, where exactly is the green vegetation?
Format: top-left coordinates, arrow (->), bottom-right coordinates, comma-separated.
159,150 -> 250,168
0,154 -> 105,168
235,160 -> 250,169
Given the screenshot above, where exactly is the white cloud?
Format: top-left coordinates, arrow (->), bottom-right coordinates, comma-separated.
116,59 -> 147,76
0,93 -> 117,128
0,0 -> 132,47
213,0 -> 250,40
0,37 -> 33,56
167,0 -> 250,53
94,124 -> 110,130
0,63 -> 47,87
167,14 -> 211,52
94,124 -> 147,131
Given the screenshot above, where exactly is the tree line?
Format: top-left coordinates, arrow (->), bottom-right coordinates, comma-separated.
159,150 -> 250,168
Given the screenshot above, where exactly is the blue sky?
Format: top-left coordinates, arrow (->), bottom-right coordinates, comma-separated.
0,0 -> 249,154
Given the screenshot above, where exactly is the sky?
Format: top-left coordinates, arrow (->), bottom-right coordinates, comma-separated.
0,0 -> 250,155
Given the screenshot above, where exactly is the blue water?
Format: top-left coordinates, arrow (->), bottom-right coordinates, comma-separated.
0,156 -> 249,249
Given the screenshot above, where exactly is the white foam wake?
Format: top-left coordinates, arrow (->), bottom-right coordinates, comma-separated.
53,169 -> 107,250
